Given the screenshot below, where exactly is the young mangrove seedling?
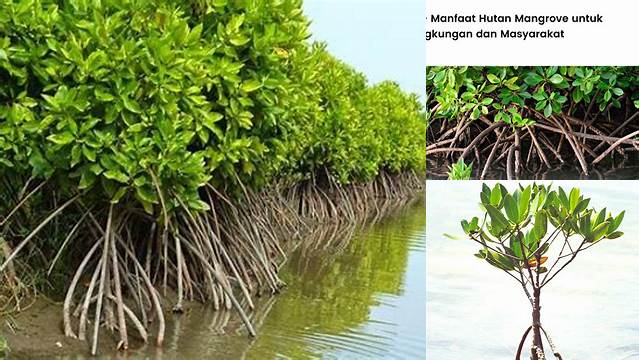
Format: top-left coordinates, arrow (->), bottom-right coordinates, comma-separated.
457,183 -> 625,360
447,158 -> 472,180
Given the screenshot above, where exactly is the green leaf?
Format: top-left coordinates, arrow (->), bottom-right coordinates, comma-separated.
573,89 -> 583,103
569,188 -> 580,212
122,97 -> 142,114
608,211 -> 625,232
573,198 -> 590,214
518,186 -> 531,222
544,103 -> 552,117
82,146 -> 97,162
579,213 -> 591,235
486,74 -> 500,84
606,231 -> 624,239
490,185 -> 502,206
532,91 -> 546,101
533,211 -> 547,239
103,170 -> 129,183
469,217 -> 479,232
549,74 -> 564,85
484,249 -> 515,271
485,204 -> 509,230
71,144 -> 81,166
95,88 -> 115,102
604,90 -> 612,102
141,199 -> 154,215
509,233 -> 524,259
504,195 -> 519,223
189,199 -> 210,211
523,230 -> 538,255
557,187 -> 570,209
524,73 -> 543,86
471,108 -> 480,120
78,170 -> 97,189
136,186 -> 158,204
484,84 -> 498,93
530,188 -> 546,212
0,158 -> 13,167
111,187 -> 128,203
481,184 -> 491,201
461,220 -> 470,234
594,208 -> 606,227
241,80 -> 262,92
47,132 -> 75,145
229,34 -> 250,46
202,112 -> 224,132
538,243 -> 550,256
589,222 -> 609,242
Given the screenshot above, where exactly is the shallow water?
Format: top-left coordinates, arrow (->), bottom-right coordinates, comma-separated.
426,181 -> 639,360
241,200 -> 426,359
5,200 -> 426,359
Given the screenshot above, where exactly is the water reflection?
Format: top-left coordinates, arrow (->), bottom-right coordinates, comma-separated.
245,199 -> 426,359
426,181 -> 639,359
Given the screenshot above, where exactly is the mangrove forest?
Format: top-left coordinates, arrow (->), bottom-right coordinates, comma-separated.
426,66 -> 639,179
0,0 -> 426,355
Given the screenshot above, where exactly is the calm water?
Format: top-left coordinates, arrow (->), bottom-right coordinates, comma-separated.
243,200 -> 426,359
7,200 -> 426,359
426,181 -> 639,360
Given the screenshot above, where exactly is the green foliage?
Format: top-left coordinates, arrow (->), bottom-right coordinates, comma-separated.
276,44 -> 425,184
427,66 -> 639,126
0,0 -> 424,213
0,332 -> 7,357
447,158 -> 471,180
461,183 -> 624,273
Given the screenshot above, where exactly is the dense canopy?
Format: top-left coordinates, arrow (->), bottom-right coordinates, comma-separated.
0,0 -> 425,213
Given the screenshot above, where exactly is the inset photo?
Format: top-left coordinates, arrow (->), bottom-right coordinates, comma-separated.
426,180 -> 639,359
426,67 -> 639,180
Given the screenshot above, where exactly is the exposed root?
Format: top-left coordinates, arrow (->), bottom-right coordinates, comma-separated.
427,109 -> 639,179
0,179 -> 66,314
0,170 -> 423,354
290,168 -> 423,222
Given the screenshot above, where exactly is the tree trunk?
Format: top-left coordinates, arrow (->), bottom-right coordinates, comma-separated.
531,287 -> 544,360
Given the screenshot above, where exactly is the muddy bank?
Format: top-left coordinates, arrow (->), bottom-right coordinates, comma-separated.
3,300 -> 97,358
3,297 -> 252,359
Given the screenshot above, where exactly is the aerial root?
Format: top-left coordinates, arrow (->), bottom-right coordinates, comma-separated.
427,110 -> 639,178
0,170 -> 422,354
